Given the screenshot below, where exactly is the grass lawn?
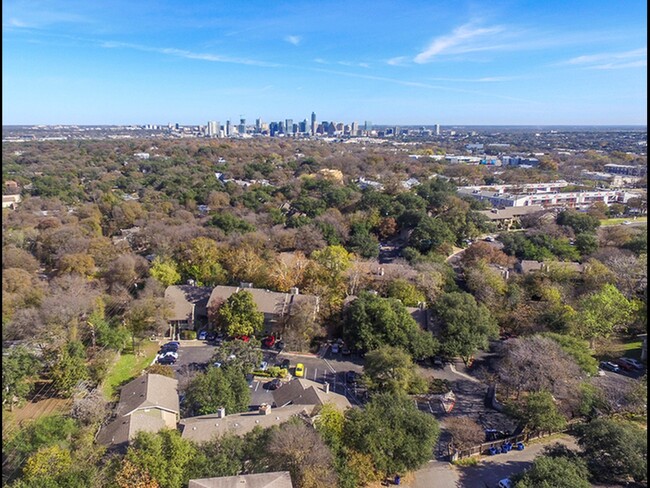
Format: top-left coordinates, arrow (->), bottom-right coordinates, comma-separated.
598,335 -> 644,361
101,341 -> 159,400
600,216 -> 647,226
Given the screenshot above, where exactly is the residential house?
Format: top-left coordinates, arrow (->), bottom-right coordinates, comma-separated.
271,378 -> 352,411
164,285 -> 212,338
478,205 -> 545,230
179,404 -> 311,444
2,194 -> 21,209
96,374 -> 179,449
207,285 -> 319,334
188,472 -> 293,488
516,260 -> 586,275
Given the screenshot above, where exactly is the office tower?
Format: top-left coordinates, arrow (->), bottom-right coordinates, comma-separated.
351,121 -> 358,136
285,119 -> 293,135
226,120 -> 232,137
256,118 -> 262,133
327,122 -> 336,136
239,119 -> 246,135
394,126 -> 399,136
434,124 -> 440,136
310,112 -> 317,135
300,119 -> 307,133
364,121 -> 372,132
269,122 -> 279,137
207,121 -> 220,137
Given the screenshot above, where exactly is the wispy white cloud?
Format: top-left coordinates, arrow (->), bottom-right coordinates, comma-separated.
387,56 -> 409,66
338,61 -> 370,68
284,35 -> 301,46
563,48 -> 647,70
414,21 -> 507,63
307,66 -> 538,104
6,18 -> 30,28
428,76 -> 520,83
313,58 -> 328,64
100,41 -> 282,67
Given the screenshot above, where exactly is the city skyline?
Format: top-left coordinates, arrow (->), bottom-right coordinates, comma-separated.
2,0 -> 647,126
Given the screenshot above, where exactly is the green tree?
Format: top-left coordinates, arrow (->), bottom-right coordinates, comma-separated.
576,283 -> 639,347
514,455 -> 590,488
313,403 -> 345,449
385,279 -> 426,307
577,418 -> 647,484
511,390 -> 566,435
433,292 -> 499,364
216,290 -> 264,337
344,392 -> 440,476
184,365 -> 250,416
556,210 -> 601,234
179,237 -> 227,286
343,292 -> 437,358
2,346 -> 41,410
311,245 -> 352,274
50,341 -> 89,397
362,346 -> 425,395
123,430 -> 198,488
149,257 -> 181,287
543,333 -> 598,375
211,339 -> 262,373
22,445 -> 73,483
574,233 -> 598,256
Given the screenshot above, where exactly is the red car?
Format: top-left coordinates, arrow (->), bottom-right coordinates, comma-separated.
235,335 -> 250,343
263,335 -> 276,348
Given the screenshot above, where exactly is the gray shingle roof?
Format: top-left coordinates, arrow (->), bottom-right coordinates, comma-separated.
188,472 -> 293,488
96,411 -> 169,446
165,285 -> 212,322
179,404 -> 312,444
115,373 -> 179,417
271,378 -> 351,411
207,286 -> 318,318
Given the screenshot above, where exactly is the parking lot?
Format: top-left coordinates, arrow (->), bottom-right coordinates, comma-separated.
158,340 -> 368,408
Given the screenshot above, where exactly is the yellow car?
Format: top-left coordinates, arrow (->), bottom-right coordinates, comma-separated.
294,363 -> 305,378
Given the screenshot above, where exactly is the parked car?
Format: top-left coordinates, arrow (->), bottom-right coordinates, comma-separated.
600,361 -> 620,373
331,343 -> 340,354
157,355 -> 176,365
268,378 -> 282,390
295,363 -> 305,377
197,330 -> 207,340
497,479 -> 512,488
623,221 -> 633,225
235,335 -> 250,342
279,359 -> 291,370
160,351 -> 178,359
160,343 -> 179,354
616,359 -> 634,371
618,357 -> 644,370
275,340 -> 285,351
262,335 -> 276,348
341,344 -> 351,355
345,371 -> 360,384
258,361 -> 269,371
206,331 -> 217,341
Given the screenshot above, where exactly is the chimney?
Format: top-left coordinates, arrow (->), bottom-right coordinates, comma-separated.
216,407 -> 226,418
290,287 -> 299,295
259,403 -> 271,415
239,282 -> 253,288
324,382 -> 330,394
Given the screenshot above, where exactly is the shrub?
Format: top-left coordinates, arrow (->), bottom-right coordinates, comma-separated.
180,330 -> 197,340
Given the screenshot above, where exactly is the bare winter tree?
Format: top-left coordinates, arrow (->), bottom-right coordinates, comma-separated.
444,417 -> 485,451
494,336 -> 584,401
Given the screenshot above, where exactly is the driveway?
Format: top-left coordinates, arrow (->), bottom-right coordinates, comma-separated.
404,434 -> 580,488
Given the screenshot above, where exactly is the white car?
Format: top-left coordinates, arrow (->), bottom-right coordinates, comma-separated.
160,351 -> 178,359
258,361 -> 269,371
497,479 -> 512,488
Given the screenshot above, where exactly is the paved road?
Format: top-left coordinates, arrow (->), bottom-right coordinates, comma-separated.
404,434 -> 579,488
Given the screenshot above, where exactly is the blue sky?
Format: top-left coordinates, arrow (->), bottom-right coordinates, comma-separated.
2,0 -> 647,125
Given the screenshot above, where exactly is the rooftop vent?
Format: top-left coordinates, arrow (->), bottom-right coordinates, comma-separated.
259,403 -> 271,415
217,407 -> 226,418
239,282 -> 253,288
